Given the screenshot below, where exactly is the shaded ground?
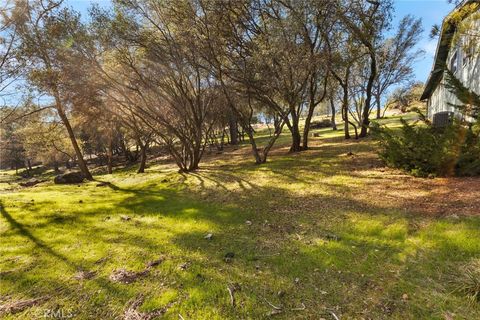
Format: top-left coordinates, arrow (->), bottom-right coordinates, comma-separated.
1,116 -> 479,319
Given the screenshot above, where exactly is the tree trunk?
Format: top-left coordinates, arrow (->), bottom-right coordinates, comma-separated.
342,85 -> 351,139
220,130 -> 225,150
302,102 -> 316,150
376,94 -> 381,119
330,98 -> 337,130
239,127 -> 245,142
137,144 -> 147,173
359,53 -> 377,138
245,127 -> 264,164
228,113 -> 238,145
27,159 -> 33,171
55,100 -> 93,180
189,136 -> 203,171
53,161 -> 60,173
289,111 -> 302,152
24,161 -> 31,177
107,136 -> 113,174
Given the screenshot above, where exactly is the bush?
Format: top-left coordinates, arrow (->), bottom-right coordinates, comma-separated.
372,117 -> 480,177
309,119 -> 332,129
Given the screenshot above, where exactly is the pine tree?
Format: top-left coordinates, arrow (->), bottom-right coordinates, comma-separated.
444,67 -> 480,120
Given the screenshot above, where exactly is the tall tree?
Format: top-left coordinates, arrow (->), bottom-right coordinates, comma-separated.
91,0 -> 221,172
373,15 -> 423,119
11,0 -> 93,179
336,0 -> 393,137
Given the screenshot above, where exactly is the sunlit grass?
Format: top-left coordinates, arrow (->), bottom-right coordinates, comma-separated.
1,114 -> 479,319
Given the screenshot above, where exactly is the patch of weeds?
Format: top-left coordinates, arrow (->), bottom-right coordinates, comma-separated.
452,259 -> 480,303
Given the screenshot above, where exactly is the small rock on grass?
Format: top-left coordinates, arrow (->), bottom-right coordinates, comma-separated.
324,233 -> 341,241
224,252 -> 235,263
121,215 -> 131,221
204,233 -> 213,240
245,220 -> 252,226
178,262 -> 189,270
19,178 -> 41,187
146,258 -> 164,268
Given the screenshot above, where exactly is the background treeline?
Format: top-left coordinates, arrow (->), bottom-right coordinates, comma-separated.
0,0 -> 424,177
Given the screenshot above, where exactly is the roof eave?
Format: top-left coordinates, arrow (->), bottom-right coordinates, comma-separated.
420,0 -> 479,100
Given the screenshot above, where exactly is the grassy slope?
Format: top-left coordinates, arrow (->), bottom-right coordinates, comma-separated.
1,115 -> 479,319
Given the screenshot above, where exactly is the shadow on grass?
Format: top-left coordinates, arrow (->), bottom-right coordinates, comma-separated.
0,201 -> 77,270
0,200 -> 148,309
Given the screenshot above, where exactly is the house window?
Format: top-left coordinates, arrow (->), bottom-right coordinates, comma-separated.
450,50 -> 458,73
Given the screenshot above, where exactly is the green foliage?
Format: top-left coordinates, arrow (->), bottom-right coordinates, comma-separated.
372,116 -> 480,177
453,259 -> 480,303
456,124 -> 480,176
444,68 -> 480,119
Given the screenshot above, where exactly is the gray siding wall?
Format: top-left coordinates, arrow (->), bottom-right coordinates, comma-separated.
428,16 -> 480,119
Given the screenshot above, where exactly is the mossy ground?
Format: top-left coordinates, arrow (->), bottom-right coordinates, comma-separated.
1,115 -> 479,319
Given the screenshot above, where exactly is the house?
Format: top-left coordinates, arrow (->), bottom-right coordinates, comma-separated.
421,0 -> 480,122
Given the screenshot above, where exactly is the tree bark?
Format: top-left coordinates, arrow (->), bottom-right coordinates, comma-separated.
137,144 -> 147,173
188,141 -> 201,171
289,111 -> 303,152
330,98 -> 337,130
24,160 -> 31,177
342,85 -> 351,139
107,135 -> 113,174
359,52 -> 377,137
245,127 -> 264,164
302,103 -> 316,150
376,94 -> 381,119
228,112 -> 238,145
55,99 -> 93,180
53,161 -> 60,173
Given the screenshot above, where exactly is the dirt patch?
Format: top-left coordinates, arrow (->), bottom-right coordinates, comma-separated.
73,270 -> 96,281
110,269 -> 149,284
146,258 -> 164,269
0,296 -> 49,316
124,295 -> 168,320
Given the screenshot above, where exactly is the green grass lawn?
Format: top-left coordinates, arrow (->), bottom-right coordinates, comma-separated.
1,115 -> 479,319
